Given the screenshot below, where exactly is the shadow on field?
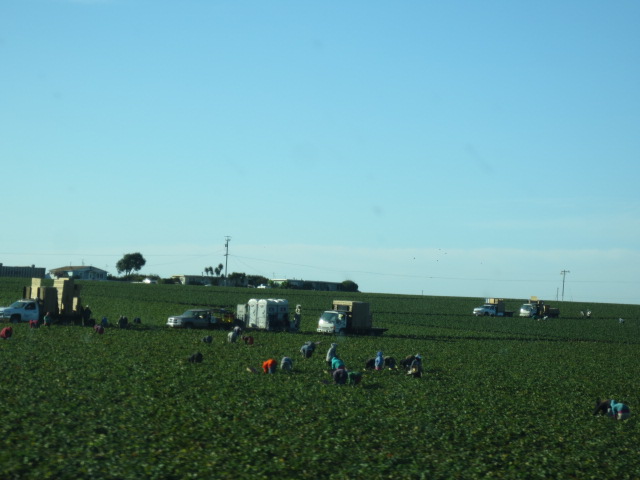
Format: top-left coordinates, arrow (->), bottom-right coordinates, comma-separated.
360,383 -> 384,391
47,324 -> 159,333
381,332 -> 639,345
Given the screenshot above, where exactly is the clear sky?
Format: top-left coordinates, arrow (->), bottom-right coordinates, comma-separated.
2,0 -> 639,304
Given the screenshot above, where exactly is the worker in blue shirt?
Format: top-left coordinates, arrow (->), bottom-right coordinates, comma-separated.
594,398 -> 631,420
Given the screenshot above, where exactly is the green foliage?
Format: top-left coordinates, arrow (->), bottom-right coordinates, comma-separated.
0,280 -> 639,478
341,280 -> 359,292
247,275 -> 268,287
115,252 -> 147,276
228,272 -> 247,286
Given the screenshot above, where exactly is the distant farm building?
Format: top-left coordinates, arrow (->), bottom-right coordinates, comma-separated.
49,266 -> 109,281
0,263 -> 46,279
171,275 -> 214,286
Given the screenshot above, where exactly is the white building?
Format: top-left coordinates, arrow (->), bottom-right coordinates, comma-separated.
49,266 -> 109,281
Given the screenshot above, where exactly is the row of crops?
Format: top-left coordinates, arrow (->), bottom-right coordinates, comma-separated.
1,278 -> 639,479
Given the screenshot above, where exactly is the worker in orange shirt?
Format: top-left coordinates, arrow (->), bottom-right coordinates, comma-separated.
262,358 -> 277,374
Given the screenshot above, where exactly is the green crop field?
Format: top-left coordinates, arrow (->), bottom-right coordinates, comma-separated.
1,278 -> 639,479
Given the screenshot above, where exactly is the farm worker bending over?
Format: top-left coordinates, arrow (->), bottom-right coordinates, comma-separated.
1,326 -> 13,340
407,354 -> 423,378
280,357 -> 293,371
326,343 -> 338,367
228,330 -> 238,343
262,359 -> 277,374
400,355 -> 417,370
384,356 -> 397,370
241,335 -> 254,345
43,312 -> 53,327
101,317 -> 109,328
374,351 -> 384,371
300,341 -> 316,359
333,367 -> 347,385
118,316 -> 129,329
331,356 -> 345,371
594,399 -> 631,420
188,352 -> 203,363
233,325 -> 242,336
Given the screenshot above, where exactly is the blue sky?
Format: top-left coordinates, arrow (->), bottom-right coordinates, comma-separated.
2,1 -> 639,304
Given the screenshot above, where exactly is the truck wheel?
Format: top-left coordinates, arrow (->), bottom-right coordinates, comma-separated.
184,323 -> 193,329
484,313 -> 489,317
10,314 -> 20,323
338,329 -> 346,336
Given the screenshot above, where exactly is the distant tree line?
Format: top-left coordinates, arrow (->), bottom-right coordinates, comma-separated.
111,253 -> 358,291
276,279 -> 359,292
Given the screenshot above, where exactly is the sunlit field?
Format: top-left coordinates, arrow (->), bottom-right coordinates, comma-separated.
1,279 -> 639,479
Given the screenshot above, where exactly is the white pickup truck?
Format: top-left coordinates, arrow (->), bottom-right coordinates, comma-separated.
472,300 -> 514,317
0,299 -> 43,323
166,308 -> 235,329
519,301 -> 560,318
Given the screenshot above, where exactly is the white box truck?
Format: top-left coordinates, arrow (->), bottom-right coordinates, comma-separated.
236,298 -> 290,331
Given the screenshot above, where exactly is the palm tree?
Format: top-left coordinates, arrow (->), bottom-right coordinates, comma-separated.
214,263 -> 224,277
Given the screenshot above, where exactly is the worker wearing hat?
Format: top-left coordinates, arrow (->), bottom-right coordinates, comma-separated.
407,354 -> 423,378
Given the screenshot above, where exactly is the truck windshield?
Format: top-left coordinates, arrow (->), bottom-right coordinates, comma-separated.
9,301 -> 29,309
320,312 -> 339,323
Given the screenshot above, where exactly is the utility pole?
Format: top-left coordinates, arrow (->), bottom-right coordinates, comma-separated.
224,236 -> 231,285
560,270 -> 570,301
